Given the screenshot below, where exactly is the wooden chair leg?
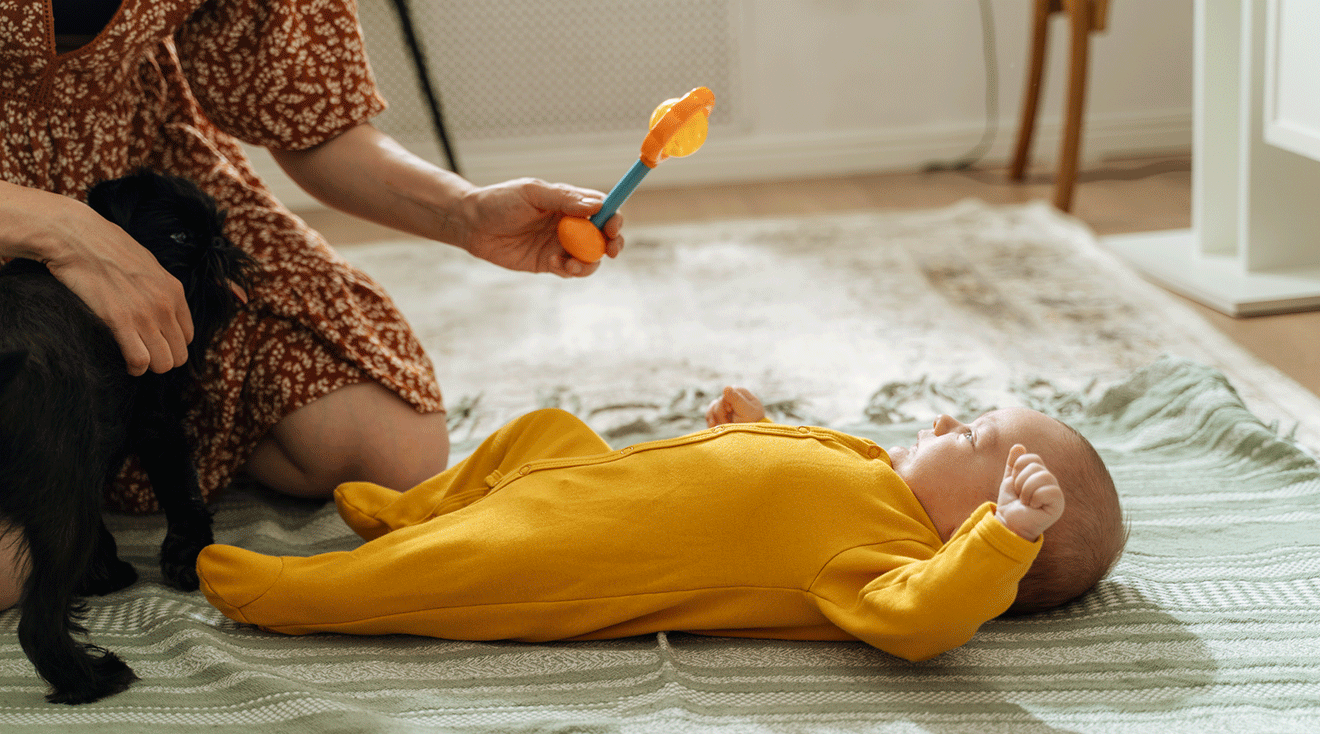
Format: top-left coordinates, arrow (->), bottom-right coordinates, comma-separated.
1010,0 -> 1053,181
1054,0 -> 1093,212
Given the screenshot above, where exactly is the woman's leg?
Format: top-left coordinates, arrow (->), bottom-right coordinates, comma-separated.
4,382 -> 449,611
0,520 -> 27,611
242,381 -> 451,499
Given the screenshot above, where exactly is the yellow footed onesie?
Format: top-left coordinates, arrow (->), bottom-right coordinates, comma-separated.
198,409 -> 1042,662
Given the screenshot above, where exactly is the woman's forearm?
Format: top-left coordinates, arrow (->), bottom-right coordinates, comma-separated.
271,121 -> 623,278
0,179 -> 193,375
269,123 -> 479,248
0,180 -> 77,261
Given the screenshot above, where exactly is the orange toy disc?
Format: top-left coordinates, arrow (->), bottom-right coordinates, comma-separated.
639,86 -> 715,168
557,216 -> 607,263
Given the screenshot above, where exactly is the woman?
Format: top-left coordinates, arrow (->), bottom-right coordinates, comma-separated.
0,0 -> 623,607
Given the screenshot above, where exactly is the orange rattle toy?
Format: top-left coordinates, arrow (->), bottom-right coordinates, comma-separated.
557,86 -> 716,263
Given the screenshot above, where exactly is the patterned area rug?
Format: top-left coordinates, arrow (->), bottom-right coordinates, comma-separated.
2,200 -> 1318,731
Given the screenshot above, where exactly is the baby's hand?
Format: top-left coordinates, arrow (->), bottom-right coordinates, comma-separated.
994,445 -> 1065,541
705,386 -> 766,427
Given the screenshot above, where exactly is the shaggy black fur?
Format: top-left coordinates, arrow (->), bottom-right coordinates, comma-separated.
0,170 -> 252,704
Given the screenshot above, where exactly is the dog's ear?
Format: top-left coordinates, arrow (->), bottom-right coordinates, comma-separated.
0,350 -> 27,394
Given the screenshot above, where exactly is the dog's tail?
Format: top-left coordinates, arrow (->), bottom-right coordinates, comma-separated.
17,519 -> 140,704
86,170 -> 255,366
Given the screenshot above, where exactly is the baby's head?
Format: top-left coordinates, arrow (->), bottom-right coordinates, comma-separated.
887,407 -> 1126,614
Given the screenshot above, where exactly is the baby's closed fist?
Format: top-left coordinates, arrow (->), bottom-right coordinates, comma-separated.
706,386 -> 765,427
995,444 -> 1065,541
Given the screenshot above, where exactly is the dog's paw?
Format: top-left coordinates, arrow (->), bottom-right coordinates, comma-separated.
45,651 -> 138,705
76,557 -> 138,597
160,530 -> 212,592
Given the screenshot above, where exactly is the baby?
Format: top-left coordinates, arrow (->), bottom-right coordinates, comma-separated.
198,387 -> 1125,662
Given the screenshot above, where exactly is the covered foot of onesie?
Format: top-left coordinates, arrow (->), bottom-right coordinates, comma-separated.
334,482 -> 406,540
197,545 -> 285,625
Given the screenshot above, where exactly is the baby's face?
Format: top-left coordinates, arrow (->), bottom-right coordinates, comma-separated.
887,408 -> 1069,541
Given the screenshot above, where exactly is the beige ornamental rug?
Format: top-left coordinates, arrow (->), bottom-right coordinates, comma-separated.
344,199 -> 1320,454
2,199 -> 1318,732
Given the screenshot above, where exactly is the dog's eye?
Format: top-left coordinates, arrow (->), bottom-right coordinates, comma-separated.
170,232 -> 188,243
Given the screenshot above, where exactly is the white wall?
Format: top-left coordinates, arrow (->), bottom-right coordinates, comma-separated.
250,0 -> 1193,210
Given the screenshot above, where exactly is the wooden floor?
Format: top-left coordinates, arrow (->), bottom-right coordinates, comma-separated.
300,153 -> 1320,400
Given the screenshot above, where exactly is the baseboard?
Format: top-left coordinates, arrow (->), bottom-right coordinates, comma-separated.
243,108 -> 1191,213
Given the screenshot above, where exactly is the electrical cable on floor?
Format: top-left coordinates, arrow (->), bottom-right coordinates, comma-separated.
389,0 -> 462,176
923,0 -> 999,172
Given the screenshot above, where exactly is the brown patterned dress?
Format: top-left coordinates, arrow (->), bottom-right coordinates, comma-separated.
1,0 -> 446,512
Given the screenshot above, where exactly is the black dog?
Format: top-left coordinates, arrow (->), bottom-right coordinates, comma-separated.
0,170 -> 252,704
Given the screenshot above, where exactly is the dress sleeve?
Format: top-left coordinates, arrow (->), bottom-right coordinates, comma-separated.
175,0 -> 387,150
811,503 -> 1042,662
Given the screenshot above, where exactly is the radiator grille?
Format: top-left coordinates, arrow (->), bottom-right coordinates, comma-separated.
357,0 -> 738,144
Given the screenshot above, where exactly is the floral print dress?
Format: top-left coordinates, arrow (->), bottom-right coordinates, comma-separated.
1,0 -> 445,512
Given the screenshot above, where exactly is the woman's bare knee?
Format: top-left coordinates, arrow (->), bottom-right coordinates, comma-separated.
243,382 -> 450,497
0,522 -> 29,611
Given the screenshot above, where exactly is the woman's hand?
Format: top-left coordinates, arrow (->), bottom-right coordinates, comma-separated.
3,184 -> 193,375
706,386 -> 766,427
270,125 -> 626,277
457,178 -> 624,277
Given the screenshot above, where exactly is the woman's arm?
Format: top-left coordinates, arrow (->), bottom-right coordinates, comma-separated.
269,123 -> 624,277
0,180 -> 192,375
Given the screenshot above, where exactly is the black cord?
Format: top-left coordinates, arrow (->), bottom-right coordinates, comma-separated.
923,0 -> 999,172
388,0 -> 462,176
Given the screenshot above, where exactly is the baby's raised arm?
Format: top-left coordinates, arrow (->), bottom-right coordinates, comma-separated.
705,386 -> 765,426
994,445 -> 1065,541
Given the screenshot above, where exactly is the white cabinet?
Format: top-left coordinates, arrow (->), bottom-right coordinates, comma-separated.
1266,0 -> 1320,162
1106,0 -> 1320,316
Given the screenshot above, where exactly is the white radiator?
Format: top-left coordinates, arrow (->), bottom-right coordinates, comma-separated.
356,0 -> 739,151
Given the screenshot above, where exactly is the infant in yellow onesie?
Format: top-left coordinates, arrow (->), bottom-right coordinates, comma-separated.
198,386 -> 1126,662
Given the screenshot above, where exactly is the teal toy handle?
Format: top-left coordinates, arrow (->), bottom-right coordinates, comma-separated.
590,159 -> 651,229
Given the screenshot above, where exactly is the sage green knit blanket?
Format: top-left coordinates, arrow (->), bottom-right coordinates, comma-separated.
1,356 -> 1317,732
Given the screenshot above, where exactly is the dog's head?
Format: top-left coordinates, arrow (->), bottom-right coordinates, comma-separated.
86,170 -> 254,361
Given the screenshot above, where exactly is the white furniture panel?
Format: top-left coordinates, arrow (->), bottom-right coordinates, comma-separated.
1265,0 -> 1320,162
1106,0 -> 1320,316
